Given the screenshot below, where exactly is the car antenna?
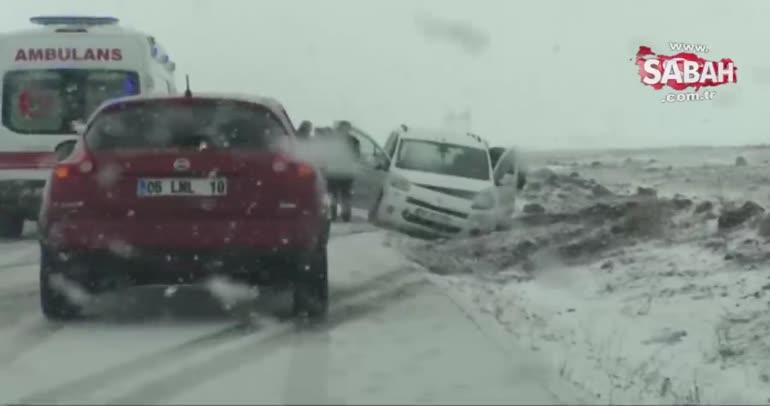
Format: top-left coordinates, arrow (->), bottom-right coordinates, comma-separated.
184,74 -> 192,97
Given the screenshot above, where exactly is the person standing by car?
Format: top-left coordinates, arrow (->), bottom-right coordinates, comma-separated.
327,121 -> 361,222
296,120 -> 313,140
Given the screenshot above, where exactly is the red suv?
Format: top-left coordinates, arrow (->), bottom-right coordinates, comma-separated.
38,94 -> 330,321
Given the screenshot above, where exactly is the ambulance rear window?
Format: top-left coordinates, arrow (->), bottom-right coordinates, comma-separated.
1,69 -> 140,135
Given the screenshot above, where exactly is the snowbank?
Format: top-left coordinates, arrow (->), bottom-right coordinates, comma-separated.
404,166 -> 770,404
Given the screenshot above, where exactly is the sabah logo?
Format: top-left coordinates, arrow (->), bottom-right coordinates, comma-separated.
634,43 -> 736,103
17,89 -> 57,118
635,44 -> 737,90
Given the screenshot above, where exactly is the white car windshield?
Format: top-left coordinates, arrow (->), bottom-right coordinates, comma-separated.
395,139 -> 490,181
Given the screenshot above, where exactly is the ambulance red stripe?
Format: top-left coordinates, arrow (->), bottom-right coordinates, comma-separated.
0,151 -> 57,169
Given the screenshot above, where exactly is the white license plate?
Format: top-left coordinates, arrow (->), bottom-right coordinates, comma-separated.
414,208 -> 450,224
137,178 -> 227,197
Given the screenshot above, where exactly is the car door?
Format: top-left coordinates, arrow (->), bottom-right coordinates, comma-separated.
347,125 -> 392,211
489,146 -> 506,169
492,147 -> 521,218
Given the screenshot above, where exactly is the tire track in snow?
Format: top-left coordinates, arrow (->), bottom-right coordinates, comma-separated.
0,269 -> 40,329
0,241 -> 38,271
0,263 -> 66,366
15,264 -> 418,404
16,322 -> 264,404
0,283 -> 37,314
108,279 -> 429,404
0,320 -> 64,365
0,259 -> 37,271
282,327 -> 333,405
0,227 -> 383,371
0,241 -> 42,324
0,261 -> 59,361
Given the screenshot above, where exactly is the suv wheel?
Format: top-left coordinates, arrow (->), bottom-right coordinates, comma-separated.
292,246 -> 329,321
40,249 -> 82,321
0,212 -> 24,239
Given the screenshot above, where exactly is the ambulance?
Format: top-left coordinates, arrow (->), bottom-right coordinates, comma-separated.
0,16 -> 178,238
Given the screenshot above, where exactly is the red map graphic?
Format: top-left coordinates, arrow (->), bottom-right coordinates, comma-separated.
18,89 -> 56,118
634,46 -> 737,91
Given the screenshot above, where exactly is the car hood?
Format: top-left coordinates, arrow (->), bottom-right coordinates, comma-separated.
394,168 -> 491,193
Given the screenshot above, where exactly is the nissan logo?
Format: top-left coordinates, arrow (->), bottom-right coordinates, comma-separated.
173,158 -> 191,171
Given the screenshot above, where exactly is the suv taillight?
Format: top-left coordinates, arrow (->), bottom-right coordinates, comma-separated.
295,162 -> 315,178
53,146 -> 94,179
272,153 -> 315,179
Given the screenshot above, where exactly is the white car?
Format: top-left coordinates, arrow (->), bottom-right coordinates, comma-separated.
369,126 -> 524,238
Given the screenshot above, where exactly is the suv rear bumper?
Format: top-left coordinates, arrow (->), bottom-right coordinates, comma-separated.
42,246 -> 312,287
41,217 -> 330,252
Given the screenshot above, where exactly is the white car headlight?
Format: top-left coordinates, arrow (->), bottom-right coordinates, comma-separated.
471,189 -> 496,210
389,174 -> 411,192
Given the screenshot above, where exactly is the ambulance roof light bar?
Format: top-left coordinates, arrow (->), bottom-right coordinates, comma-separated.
29,16 -> 120,27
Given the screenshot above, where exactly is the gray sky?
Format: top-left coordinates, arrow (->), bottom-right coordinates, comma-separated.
2,0 -> 768,149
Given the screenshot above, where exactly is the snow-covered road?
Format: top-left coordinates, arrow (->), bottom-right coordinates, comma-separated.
0,224 -> 582,405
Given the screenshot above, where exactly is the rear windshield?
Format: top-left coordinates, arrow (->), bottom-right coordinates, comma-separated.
85,99 -> 289,151
396,139 -> 491,181
1,69 -> 140,135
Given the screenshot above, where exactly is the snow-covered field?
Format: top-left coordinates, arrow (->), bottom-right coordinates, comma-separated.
401,146 -> 770,404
